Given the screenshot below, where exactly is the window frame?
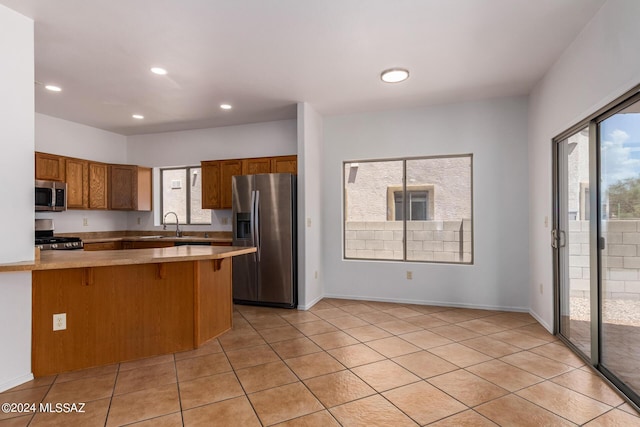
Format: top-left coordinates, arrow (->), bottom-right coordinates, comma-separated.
343,154 -> 474,265
160,166 -> 211,225
387,185 -> 435,221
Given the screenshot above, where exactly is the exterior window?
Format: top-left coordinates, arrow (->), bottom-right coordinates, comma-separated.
161,167 -> 211,225
344,155 -> 473,264
393,190 -> 430,221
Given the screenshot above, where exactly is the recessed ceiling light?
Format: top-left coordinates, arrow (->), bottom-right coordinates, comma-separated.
150,67 -> 168,75
220,104 -> 232,110
45,85 -> 62,92
132,114 -> 144,119
380,68 -> 410,83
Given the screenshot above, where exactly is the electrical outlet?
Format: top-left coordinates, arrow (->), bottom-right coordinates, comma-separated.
314,270 -> 318,279
137,217 -> 141,225
53,313 -> 66,331
544,216 -> 549,228
307,218 -> 312,227
82,218 -> 88,227
539,283 -> 543,294
221,217 -> 228,225
406,271 -> 413,280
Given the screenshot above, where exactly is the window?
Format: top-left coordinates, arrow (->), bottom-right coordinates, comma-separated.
161,167 -> 211,225
388,186 -> 434,221
344,155 -> 473,264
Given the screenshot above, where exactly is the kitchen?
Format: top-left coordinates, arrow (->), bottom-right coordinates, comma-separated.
2,0 -> 640,425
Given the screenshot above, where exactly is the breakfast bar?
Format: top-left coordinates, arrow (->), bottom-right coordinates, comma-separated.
0,246 -> 255,376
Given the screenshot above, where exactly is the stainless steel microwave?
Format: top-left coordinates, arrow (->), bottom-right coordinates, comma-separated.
35,180 -> 67,211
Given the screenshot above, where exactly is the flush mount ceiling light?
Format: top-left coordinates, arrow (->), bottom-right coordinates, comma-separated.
220,104 -> 232,110
45,85 -> 62,92
132,114 -> 144,119
150,67 -> 168,75
380,68 -> 409,83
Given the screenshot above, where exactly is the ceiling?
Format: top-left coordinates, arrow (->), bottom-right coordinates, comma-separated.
1,0 -> 606,136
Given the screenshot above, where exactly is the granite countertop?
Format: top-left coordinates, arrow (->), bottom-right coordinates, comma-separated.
81,236 -> 233,244
0,245 -> 255,272
56,231 -> 233,244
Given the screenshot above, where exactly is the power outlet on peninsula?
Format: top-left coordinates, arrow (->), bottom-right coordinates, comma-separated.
53,313 -> 66,331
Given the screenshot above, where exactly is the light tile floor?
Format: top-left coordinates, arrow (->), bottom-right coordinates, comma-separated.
1,298 -> 640,426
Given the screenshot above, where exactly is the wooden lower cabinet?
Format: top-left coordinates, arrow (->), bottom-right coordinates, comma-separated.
83,241 -> 122,251
122,241 -> 175,249
32,259 -> 232,376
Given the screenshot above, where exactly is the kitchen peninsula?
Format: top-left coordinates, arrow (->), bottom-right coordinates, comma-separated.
0,245 -> 255,376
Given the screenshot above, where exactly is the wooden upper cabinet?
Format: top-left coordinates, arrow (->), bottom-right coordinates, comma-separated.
65,157 -> 89,209
201,155 -> 298,210
242,157 -> 271,175
109,165 -> 136,210
136,167 -> 152,211
35,152 -> 66,182
108,165 -> 151,211
201,161 -> 221,209
220,160 -> 243,209
88,162 -> 109,210
271,155 -> 297,174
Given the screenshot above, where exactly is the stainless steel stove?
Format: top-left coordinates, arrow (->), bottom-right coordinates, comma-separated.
35,219 -> 83,250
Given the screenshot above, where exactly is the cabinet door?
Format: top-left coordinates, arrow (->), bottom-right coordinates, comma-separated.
126,241 -> 175,249
88,163 -> 109,210
201,161 -> 221,209
271,155 -> 297,174
83,241 -> 122,251
136,167 -> 152,211
242,157 -> 271,175
65,158 -> 89,209
109,165 -> 137,210
35,152 -> 66,182
220,160 -> 243,209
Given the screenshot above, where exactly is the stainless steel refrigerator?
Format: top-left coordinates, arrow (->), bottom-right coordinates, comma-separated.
232,173 -> 297,308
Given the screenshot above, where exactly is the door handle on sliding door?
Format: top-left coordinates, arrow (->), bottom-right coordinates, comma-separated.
551,229 -> 566,248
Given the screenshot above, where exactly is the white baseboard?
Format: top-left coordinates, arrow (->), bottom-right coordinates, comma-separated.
0,372 -> 34,393
297,294 -> 324,311
529,308 -> 553,333
322,293 -> 529,313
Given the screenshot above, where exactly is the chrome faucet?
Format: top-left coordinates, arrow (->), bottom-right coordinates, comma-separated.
163,211 -> 182,237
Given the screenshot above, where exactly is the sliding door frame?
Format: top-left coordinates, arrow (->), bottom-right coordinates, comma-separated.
553,84 -> 640,410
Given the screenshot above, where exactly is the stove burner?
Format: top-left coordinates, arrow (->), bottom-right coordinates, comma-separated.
36,236 -> 84,250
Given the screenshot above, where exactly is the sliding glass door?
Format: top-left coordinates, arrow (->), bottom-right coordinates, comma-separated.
599,97 -> 640,397
555,90 -> 640,407
555,127 -> 592,360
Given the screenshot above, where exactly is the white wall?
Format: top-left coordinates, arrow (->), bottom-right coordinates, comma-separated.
127,120 -> 296,167
323,96 -> 530,311
126,119 -> 297,233
528,0 -> 640,330
0,4 -> 34,391
34,113 -> 129,233
297,103 -> 324,309
36,113 -> 128,163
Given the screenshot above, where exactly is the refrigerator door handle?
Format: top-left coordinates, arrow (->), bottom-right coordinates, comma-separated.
250,190 -> 256,248
254,190 -> 261,262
